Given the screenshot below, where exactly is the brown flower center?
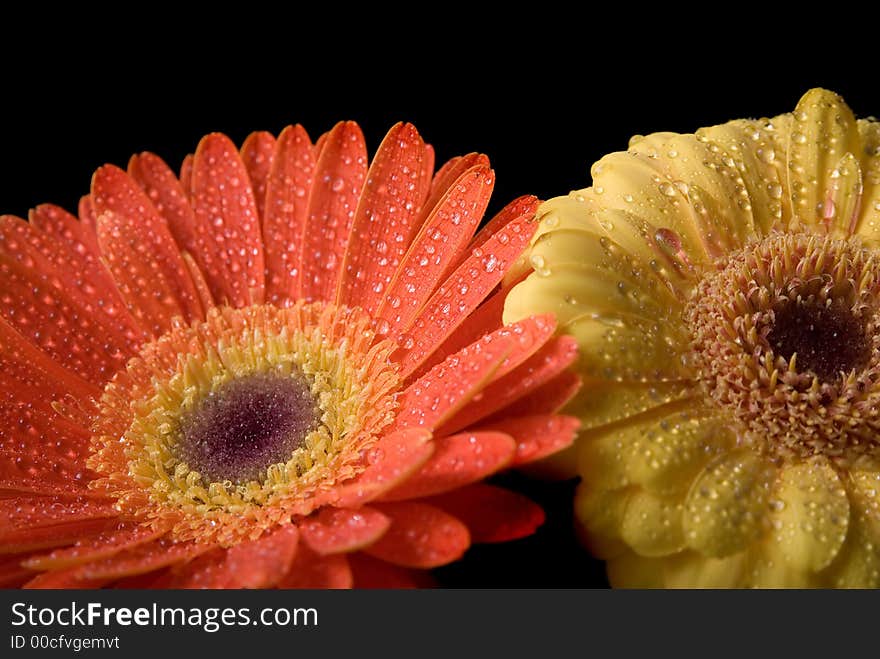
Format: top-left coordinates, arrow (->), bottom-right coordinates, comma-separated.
684,233 -> 880,467
767,301 -> 871,382
177,372 -> 320,484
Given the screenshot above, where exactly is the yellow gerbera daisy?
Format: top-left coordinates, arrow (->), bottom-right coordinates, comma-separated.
504,88 -> 880,588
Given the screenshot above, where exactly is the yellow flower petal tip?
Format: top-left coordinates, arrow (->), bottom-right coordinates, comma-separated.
504,88 -> 880,588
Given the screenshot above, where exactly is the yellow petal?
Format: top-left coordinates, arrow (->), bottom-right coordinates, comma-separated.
620,489 -> 686,557
787,88 -> 860,229
854,119 -> 880,244
819,470 -> 880,588
528,194 -> 598,245
504,262 -> 676,329
768,457 -> 849,573
696,114 -> 792,236
683,449 -> 777,558
744,540 -> 816,588
627,132 -> 759,252
590,150 -> 712,269
606,549 -> 669,588
528,227 -> 682,308
574,483 -> 632,559
661,549 -> 750,588
565,312 -> 691,383
608,549 -> 753,588
568,379 -> 694,432
825,153 -> 863,235
579,405 -> 733,495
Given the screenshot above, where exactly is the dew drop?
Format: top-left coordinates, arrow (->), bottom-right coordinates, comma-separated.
659,182 -> 677,197
543,213 -> 560,228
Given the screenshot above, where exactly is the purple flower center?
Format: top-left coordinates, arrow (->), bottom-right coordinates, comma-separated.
177,372 -> 319,484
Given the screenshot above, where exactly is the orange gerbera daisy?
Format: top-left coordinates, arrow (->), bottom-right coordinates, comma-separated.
0,122 -> 580,588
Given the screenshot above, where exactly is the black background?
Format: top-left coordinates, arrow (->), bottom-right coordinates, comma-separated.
1,29 -> 876,588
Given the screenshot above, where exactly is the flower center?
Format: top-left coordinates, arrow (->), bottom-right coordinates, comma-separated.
177,372 -> 319,485
684,233 -> 880,467
87,303 -> 401,545
766,301 -> 871,382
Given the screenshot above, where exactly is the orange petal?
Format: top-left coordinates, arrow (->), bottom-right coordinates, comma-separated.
278,544 -> 352,588
0,321 -> 108,484
93,165 -> 205,328
0,310 -> 100,404
485,315 -> 559,380
374,162 -> 494,336
24,568 -> 109,589
30,203 -> 99,259
313,131 -> 329,160
332,429 -> 434,507
181,251 -> 216,311
394,212 -> 539,378
0,451 -> 97,498
240,131 -> 276,222
0,495 -> 117,531
379,431 -> 516,501
1,317 -> 102,466
436,195 -> 538,289
95,210 -> 204,335
0,553 -> 35,587
0,519 -> 116,554
476,414 -> 580,466
262,125 -> 315,303
166,548 -> 224,588
78,195 -> 97,235
427,483 -> 545,543
0,412 -> 92,477
456,195 -> 540,274
24,523 -> 167,571
0,215 -> 140,382
128,152 -> 202,266
391,332 -> 513,431
366,501 -> 470,568
27,204 -> 127,328
113,568 -> 176,589
24,539 -> 207,588
191,133 -> 265,306
300,121 -> 367,303
299,506 -> 391,555
454,195 -> 541,288
487,370 -> 582,419
418,143 -> 435,211
338,123 -> 429,315
439,333 -> 578,434
180,154 -> 193,193
348,552 -> 434,588
178,525 -> 299,588
422,153 -> 490,223
75,537 -> 211,581
405,282 -> 508,383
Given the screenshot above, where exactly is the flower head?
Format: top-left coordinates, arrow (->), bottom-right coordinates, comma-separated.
505,89 -> 880,587
0,122 -> 580,588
